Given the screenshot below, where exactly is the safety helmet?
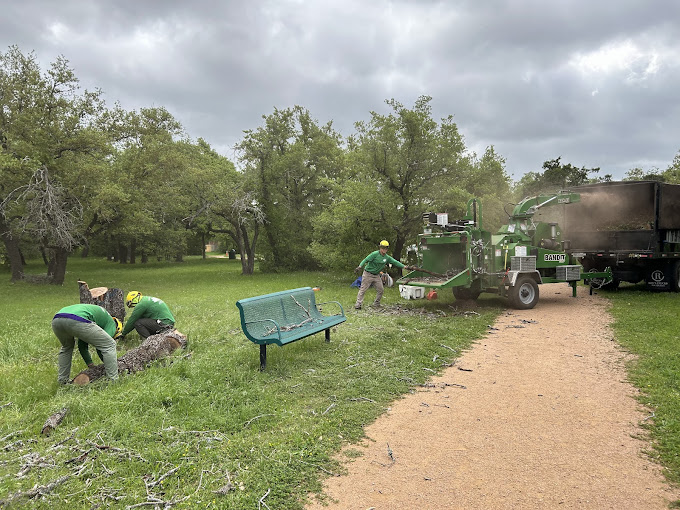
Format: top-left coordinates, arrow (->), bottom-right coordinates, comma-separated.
113,317 -> 123,339
379,240 -> 389,247
126,291 -> 142,308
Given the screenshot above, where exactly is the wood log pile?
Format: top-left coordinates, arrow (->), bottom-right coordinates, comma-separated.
72,329 -> 188,385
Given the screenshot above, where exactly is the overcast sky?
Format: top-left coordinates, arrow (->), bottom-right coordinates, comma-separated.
2,1 -> 679,181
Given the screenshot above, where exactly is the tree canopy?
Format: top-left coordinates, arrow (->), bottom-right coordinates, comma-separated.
4,45 -> 676,282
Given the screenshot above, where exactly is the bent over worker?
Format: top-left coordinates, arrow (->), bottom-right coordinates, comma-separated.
354,240 -> 415,310
52,304 -> 122,384
122,291 -> 175,339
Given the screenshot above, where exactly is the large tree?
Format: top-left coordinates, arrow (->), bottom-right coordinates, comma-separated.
236,107 -> 343,271
515,157 -> 605,199
178,139 -> 264,275
106,107 -> 190,263
0,46 -> 109,283
312,96 -> 469,267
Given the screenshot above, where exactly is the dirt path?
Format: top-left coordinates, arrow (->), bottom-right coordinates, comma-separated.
307,285 -> 680,509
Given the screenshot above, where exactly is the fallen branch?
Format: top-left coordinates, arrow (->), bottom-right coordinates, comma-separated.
259,488 -> 271,510
348,397 -> 376,403
413,267 -> 447,278
0,430 -> 23,443
244,413 -> 275,428
0,474 -> 71,506
419,382 -> 467,390
41,408 -> 68,436
72,330 -> 187,385
146,466 -> 180,489
263,317 -> 315,337
290,295 -> 312,318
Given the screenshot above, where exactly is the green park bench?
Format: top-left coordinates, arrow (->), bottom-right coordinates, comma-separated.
236,287 -> 346,370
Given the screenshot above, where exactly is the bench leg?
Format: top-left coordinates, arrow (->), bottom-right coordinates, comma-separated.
259,344 -> 267,371
325,328 -> 331,342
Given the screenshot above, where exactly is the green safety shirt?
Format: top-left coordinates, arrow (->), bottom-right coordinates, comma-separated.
122,296 -> 175,336
359,250 -> 405,275
54,304 -> 117,366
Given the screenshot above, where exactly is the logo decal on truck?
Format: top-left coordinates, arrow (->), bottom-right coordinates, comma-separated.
544,253 -> 566,262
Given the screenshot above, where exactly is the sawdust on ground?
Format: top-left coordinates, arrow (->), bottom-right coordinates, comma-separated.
307,284 -> 680,509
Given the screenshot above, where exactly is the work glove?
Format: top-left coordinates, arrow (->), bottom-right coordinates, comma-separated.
354,266 -> 363,274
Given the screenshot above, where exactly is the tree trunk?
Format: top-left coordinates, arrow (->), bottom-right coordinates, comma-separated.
71,330 -> 187,385
81,240 -> 90,258
129,238 -> 136,264
118,243 -> 128,264
78,281 -> 126,321
0,217 -> 24,282
46,249 -> 57,278
49,247 -> 69,285
40,246 -> 49,265
202,233 -> 206,259
141,252 -> 148,263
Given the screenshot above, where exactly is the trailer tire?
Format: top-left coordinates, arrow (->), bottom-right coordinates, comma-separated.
509,276 -> 539,309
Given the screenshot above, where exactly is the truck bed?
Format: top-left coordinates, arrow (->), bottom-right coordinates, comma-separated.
568,230 -> 656,253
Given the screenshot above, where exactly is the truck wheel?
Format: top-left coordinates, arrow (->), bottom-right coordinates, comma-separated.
670,261 -> 680,293
453,288 -> 481,301
509,276 -> 539,309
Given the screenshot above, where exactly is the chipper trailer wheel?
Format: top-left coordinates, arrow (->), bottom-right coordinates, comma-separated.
509,276 -> 539,309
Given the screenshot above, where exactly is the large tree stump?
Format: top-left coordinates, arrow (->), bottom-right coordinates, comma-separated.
78,280 -> 125,321
71,330 -> 187,385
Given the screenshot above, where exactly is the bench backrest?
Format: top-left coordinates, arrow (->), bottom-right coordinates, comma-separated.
236,287 -> 324,340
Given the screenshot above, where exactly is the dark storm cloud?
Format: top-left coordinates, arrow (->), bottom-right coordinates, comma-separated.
2,1 -> 679,179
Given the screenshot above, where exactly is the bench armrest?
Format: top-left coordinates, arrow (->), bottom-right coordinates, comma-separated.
244,318 -> 281,341
316,300 -> 345,317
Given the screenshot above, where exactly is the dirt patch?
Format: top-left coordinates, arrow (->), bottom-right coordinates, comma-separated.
307,285 -> 680,509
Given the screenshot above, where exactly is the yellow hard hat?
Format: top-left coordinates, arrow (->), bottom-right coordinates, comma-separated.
379,240 -> 389,247
113,317 -> 123,339
126,291 -> 142,308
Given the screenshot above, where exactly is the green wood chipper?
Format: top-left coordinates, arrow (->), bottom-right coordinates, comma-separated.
397,190 -> 612,309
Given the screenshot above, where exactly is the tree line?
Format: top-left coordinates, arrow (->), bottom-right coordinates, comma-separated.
2,46 -> 679,283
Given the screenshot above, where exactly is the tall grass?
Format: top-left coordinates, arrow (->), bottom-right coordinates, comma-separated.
603,284 -> 680,487
0,257 -> 499,508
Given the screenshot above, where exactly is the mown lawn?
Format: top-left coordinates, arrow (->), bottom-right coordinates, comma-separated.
603,284 -> 680,490
2,258 -> 679,508
0,256 -> 500,509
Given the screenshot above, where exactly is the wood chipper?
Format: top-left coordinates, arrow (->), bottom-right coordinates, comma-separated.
397,191 -> 612,309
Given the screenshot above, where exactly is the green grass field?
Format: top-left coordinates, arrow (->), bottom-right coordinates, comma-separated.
0,256 -> 500,508
1,258 -> 679,508
604,284 -> 680,489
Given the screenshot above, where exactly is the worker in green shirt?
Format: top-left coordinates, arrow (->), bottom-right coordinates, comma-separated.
122,291 -> 175,339
51,304 -> 122,384
354,240 -> 415,309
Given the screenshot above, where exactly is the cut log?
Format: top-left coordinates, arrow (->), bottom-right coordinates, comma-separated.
78,280 -> 125,321
72,330 -> 188,385
41,408 -> 68,436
